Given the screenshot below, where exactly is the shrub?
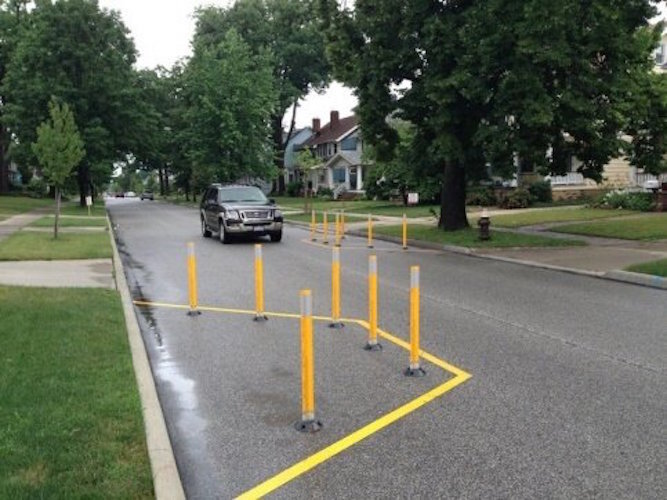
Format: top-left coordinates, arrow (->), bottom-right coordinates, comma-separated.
286,180 -> 303,197
528,180 -> 552,203
498,188 -> 532,209
26,177 -> 48,198
594,190 -> 655,212
317,186 -> 333,198
466,187 -> 496,206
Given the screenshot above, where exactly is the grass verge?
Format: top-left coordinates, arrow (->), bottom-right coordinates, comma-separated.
0,231 -> 112,260
30,215 -> 108,228
625,258 -> 667,277
284,212 -> 367,223
0,286 -> 153,498
552,214 -> 667,240
373,224 -> 586,248
491,207 -> 636,228
0,195 -> 52,216
59,202 -> 107,217
274,196 -> 441,218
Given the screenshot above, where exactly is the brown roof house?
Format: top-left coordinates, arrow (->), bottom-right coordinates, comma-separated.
301,111 -> 367,198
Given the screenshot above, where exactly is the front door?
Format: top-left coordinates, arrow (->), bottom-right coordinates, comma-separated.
349,167 -> 358,191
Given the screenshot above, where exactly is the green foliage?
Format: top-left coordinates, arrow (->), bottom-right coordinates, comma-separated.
466,187 -> 497,207
528,180 -> 553,203
26,177 -> 48,199
596,191 -> 656,212
32,98 -> 85,188
319,0 -> 663,230
317,186 -> 333,198
498,188 -> 532,209
286,180 -> 303,197
3,0 -> 138,203
184,29 -> 277,191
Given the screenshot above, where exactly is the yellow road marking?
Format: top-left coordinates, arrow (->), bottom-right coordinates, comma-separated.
236,374 -> 470,499
132,299 -> 472,498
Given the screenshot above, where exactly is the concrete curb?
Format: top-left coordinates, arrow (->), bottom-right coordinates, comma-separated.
346,229 -> 666,292
108,216 -> 186,500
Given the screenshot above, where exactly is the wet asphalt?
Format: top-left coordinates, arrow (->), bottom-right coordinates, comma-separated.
107,198 -> 666,499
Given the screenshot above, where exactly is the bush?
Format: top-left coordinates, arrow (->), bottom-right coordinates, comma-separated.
286,180 -> 303,197
498,188 -> 532,209
594,190 -> 655,212
317,186 -> 333,198
26,177 -> 48,198
528,180 -> 552,203
466,187 -> 497,206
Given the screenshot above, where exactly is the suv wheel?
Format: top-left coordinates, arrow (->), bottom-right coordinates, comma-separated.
270,230 -> 282,243
201,216 -> 212,238
219,220 -> 233,244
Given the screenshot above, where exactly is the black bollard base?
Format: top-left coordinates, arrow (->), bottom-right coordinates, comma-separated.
294,419 -> 323,433
187,310 -> 202,316
364,342 -> 383,351
328,321 -> 344,329
404,366 -> 426,377
253,314 -> 268,322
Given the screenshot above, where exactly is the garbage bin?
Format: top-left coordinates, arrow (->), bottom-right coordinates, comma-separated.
658,182 -> 667,212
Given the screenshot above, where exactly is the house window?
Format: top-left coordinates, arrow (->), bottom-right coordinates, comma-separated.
333,167 -> 346,183
655,44 -> 664,65
319,172 -> 326,183
341,136 -> 357,151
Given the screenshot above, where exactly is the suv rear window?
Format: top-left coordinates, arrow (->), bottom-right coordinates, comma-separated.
219,187 -> 267,203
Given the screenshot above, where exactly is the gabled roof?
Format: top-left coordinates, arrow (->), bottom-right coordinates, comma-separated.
304,115 -> 358,147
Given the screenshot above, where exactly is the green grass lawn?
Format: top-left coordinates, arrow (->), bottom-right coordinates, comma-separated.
0,232 -> 112,260
552,214 -> 667,240
29,215 -> 108,227
491,207 -> 637,228
59,202 -> 107,217
0,195 -> 53,216
626,258 -> 667,277
275,196 -> 440,218
0,286 -> 153,498
373,224 -> 586,248
284,211 -> 368,224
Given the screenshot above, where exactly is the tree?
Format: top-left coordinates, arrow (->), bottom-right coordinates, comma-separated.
32,97 -> 84,239
183,29 -> 277,192
193,0 -> 329,193
0,0 -> 30,193
2,0 -> 138,205
320,0 -> 663,230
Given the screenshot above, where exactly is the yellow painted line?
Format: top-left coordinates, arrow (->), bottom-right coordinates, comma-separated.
235,373 -> 470,499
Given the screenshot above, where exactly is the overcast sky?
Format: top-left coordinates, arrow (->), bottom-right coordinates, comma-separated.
98,0 -> 357,129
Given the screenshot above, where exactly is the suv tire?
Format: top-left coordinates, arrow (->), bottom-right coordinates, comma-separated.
270,230 -> 282,243
219,220 -> 233,244
201,216 -> 212,238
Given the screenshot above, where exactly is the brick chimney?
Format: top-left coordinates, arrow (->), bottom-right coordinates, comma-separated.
312,118 -> 321,132
330,110 -> 340,127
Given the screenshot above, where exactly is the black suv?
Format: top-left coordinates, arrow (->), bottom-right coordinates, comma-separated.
200,184 -> 283,243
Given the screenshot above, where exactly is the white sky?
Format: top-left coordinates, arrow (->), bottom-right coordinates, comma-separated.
98,0 -> 357,129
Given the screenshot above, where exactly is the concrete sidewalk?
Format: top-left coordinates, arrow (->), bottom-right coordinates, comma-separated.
0,209 -> 114,288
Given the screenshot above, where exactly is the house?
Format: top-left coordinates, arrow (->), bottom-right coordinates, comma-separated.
282,126 -> 313,186
301,111 -> 366,197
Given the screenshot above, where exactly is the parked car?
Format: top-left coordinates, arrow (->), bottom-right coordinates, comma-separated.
115,192 -> 125,198
140,191 -> 154,200
125,191 -> 136,197
200,184 -> 283,243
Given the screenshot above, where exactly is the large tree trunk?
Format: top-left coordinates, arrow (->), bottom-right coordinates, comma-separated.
438,160 -> 469,231
158,168 -> 165,196
164,167 -> 170,194
54,186 -> 61,240
272,113 -> 290,195
78,165 -> 91,207
0,125 -> 9,194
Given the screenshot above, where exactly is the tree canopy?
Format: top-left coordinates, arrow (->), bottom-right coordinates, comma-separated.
320,0 -> 664,230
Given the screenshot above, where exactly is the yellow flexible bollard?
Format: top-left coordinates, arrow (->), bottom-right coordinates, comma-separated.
402,213 -> 408,250
310,209 -> 317,241
367,214 -> 373,248
341,209 -> 346,239
405,265 -> 425,376
295,289 -> 322,432
334,212 -> 342,247
329,247 -> 344,329
253,244 -> 268,321
322,210 -> 329,245
186,242 -> 201,316
364,255 -> 381,350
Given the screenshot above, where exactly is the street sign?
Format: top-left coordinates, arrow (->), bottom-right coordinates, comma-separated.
407,192 -> 419,205
85,196 -> 92,207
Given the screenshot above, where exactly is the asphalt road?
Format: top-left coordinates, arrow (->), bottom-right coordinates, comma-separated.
108,198 -> 666,499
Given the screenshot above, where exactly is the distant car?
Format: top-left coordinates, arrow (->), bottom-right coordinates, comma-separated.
200,184 -> 283,243
140,191 -> 154,200
115,192 -> 125,198
125,191 -> 136,197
